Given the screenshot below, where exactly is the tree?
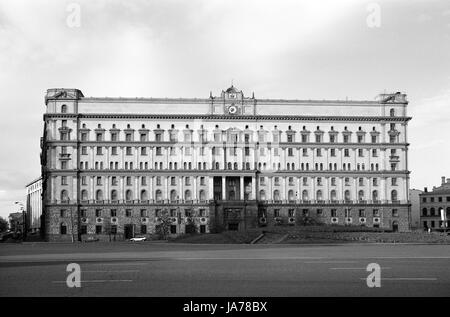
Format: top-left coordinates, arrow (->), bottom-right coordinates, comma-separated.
0,217 -> 8,232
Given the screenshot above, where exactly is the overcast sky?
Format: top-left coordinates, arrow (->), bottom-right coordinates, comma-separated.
0,0 -> 449,219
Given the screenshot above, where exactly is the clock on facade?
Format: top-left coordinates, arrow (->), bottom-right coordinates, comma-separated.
228,105 -> 237,114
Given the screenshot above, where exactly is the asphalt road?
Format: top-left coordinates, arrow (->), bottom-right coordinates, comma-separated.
1,242 -> 449,296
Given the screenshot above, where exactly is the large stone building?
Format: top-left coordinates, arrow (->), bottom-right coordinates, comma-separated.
25,177 -> 43,233
41,86 -> 412,241
420,176 -> 450,231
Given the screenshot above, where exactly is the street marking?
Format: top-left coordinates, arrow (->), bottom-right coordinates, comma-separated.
52,280 -> 133,283
331,267 -> 391,270
82,270 -> 140,273
359,277 -> 437,281
305,261 -> 359,264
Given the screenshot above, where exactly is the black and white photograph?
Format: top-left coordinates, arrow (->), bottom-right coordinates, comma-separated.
0,0 -> 449,309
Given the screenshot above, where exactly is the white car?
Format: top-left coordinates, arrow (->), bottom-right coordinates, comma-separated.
130,237 -> 147,242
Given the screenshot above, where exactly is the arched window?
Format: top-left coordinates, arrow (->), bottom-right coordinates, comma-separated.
330,190 -> 337,201
287,163 -> 290,170
155,190 -> 163,202
344,190 -> 351,201
61,190 -> 69,202
125,190 -> 133,201
358,190 -> 365,201
273,190 -> 280,201
390,108 -> 395,117
259,190 -> 266,201
302,190 -> 309,201
199,190 -> 206,201
227,162 -> 232,170
61,104 -> 67,113
216,162 -> 220,169
234,162 -> 238,170
81,190 -> 88,201
422,208 -> 428,216
170,190 -> 177,202
185,190 -> 192,201
391,190 -> 398,201
95,190 -> 103,201
140,190 -> 148,201
292,163 -> 295,170
316,190 -> 323,201
111,190 -> 118,201
288,190 -> 295,201
430,207 -> 435,216
372,190 -> 378,201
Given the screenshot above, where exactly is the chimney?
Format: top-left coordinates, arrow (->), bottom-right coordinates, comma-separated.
424,187 -> 428,192
442,176 -> 446,185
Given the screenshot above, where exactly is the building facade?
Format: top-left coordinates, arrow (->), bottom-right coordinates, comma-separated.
409,188 -> 423,229
420,177 -> 450,231
41,86 -> 412,241
26,177 -> 43,233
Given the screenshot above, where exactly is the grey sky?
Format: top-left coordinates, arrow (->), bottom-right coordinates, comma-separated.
0,0 -> 449,218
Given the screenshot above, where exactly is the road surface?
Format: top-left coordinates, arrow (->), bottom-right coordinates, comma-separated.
1,242 -> 449,296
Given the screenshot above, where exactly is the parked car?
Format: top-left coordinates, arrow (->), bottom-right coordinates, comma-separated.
130,236 -> 147,242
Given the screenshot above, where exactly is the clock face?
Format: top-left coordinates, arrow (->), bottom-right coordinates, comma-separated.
229,93 -> 236,99
228,105 -> 237,114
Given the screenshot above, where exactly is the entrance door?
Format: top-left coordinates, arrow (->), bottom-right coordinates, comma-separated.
228,223 -> 239,231
392,221 -> 398,232
124,224 -> 134,239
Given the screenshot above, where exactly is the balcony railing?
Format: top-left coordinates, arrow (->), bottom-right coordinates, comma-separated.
47,199 -> 410,205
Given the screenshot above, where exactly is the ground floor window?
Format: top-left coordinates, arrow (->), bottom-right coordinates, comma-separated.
170,225 -> 177,234
111,225 -> 117,234
141,225 -> 147,234
80,225 -> 87,235
200,225 -> 206,234
316,209 -> 323,216
60,224 -> 67,234
423,221 -> 428,228
96,225 -> 102,234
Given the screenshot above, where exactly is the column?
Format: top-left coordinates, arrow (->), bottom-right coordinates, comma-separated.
193,176 -> 197,200
208,176 -> 214,200
251,176 -> 256,200
222,176 -> 226,200
240,176 -> 244,200
179,176 -> 183,201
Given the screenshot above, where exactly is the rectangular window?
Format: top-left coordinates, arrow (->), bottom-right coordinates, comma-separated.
125,133 -> 132,142
126,147 -> 132,155
81,176 -> 87,185
301,134 -> 308,143
357,135 -> 363,143
80,225 -> 87,235
96,133 -> 103,142
371,135 -> 377,143
274,209 -> 280,217
343,135 -> 349,143
60,209 -> 65,217
96,225 -> 102,234
61,176 -> 67,185
316,148 -> 321,157
316,209 -> 323,216
358,149 -> 364,157
110,209 -> 117,217
111,133 -> 117,141
96,177 -> 102,185
330,135 -> 335,143
331,209 -> 337,217
95,209 -> 101,217
61,161 -> 68,169
170,225 -> 177,234
141,147 -> 147,155
330,148 -> 336,157
287,135 -> 293,142
156,147 -> 162,155
96,146 -> 103,155
125,210 -> 132,217
344,149 -> 350,157
288,148 -> 293,156
372,149 -> 377,157
141,225 -> 147,234
111,226 -> 117,234
81,133 -> 88,141
392,209 -> 398,217
315,134 -> 321,143
140,209 -> 147,217
81,146 -> 87,155
111,146 -> 117,155
302,148 -> 308,156
359,209 -> 365,217
140,134 -> 147,142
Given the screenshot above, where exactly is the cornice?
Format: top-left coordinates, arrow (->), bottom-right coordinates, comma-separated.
44,113 -> 412,122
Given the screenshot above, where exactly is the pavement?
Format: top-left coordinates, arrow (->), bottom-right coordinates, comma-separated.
0,242 -> 449,296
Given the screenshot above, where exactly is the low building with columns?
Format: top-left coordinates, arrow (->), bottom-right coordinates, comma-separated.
41,86 -> 412,241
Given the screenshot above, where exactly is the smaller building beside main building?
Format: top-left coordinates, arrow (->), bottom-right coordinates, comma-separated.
420,176 -> 450,231
26,177 -> 43,233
